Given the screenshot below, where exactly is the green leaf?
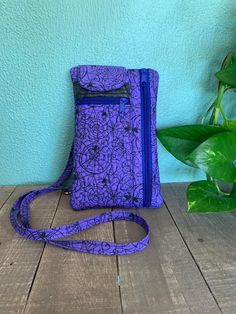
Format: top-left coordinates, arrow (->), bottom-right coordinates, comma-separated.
187,180 -> 236,213
231,182 -> 236,195
215,55 -> 236,88
221,52 -> 236,70
157,125 -> 226,167
223,120 -> 236,131
188,132 -> 236,182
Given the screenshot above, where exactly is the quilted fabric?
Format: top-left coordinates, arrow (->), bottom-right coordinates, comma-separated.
70,66 -> 163,210
71,65 -> 128,91
9,65 -> 163,255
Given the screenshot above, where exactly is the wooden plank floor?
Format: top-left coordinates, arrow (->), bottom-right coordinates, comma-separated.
1,183 -> 236,313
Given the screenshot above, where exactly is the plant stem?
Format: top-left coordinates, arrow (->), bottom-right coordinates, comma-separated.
203,53 -> 234,195
220,104 -> 227,121
213,84 -> 225,124
212,178 -> 221,193
207,84 -> 225,183
209,107 -> 216,125
206,174 -> 212,182
200,103 -> 214,124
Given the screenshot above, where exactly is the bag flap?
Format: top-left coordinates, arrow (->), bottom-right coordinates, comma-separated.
70,65 -> 129,92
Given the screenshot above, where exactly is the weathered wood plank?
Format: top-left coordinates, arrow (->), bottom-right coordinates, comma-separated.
162,182 -> 236,314
0,186 -> 61,314
114,203 -> 221,314
24,194 -> 122,314
0,186 -> 15,210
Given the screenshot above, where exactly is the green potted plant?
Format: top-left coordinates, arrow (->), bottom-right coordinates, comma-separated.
157,52 -> 236,213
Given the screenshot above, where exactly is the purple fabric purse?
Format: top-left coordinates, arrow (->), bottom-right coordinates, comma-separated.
10,65 -> 163,255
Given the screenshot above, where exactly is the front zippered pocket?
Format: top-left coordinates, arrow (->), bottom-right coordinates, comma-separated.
77,97 -> 130,114
73,95 -> 134,209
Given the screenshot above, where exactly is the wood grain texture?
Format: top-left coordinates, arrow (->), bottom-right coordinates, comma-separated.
162,183 -> 236,314
0,186 -> 61,314
24,193 -> 122,314
114,204 -> 221,314
2,183 -> 235,314
0,186 -> 15,210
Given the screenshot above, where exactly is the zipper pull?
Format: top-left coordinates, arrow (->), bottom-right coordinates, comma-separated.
119,98 -> 129,114
140,69 -> 148,84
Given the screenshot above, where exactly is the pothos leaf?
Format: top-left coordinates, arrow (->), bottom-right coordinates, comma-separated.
223,120 -> 236,131
157,124 -> 227,167
187,180 -> 236,213
215,54 -> 236,88
187,132 -> 236,182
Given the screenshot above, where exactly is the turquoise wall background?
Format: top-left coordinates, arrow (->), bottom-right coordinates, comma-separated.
1,0 -> 236,185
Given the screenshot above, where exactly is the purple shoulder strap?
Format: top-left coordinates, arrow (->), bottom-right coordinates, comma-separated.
10,144 -> 150,255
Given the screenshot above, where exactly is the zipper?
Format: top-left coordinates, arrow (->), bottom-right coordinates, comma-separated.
140,69 -> 152,207
77,97 -> 129,114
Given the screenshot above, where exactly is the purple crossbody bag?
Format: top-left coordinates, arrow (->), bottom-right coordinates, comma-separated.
10,65 -> 163,255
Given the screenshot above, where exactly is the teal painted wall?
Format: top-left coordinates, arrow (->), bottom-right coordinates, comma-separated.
1,0 -> 236,185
